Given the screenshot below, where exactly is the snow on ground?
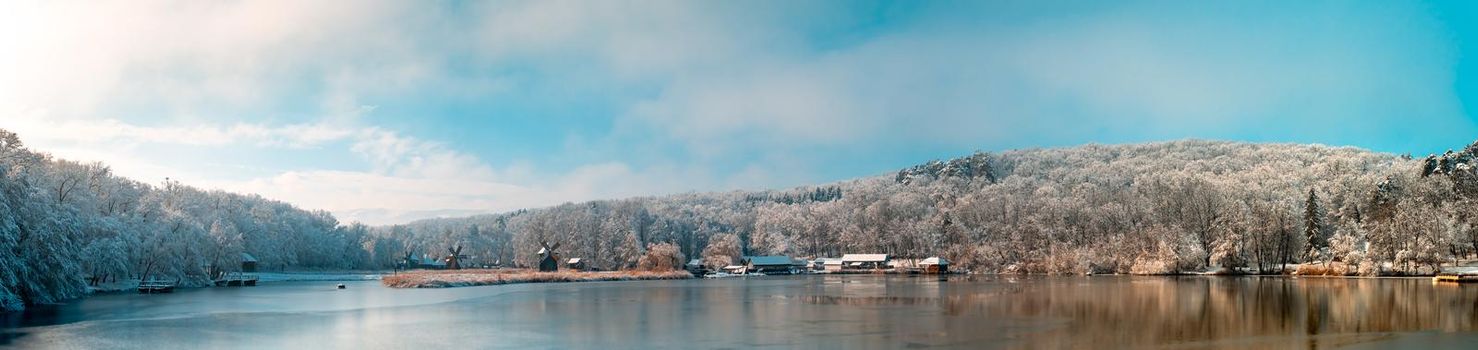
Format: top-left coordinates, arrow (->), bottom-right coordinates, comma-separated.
1441,266 -> 1478,275
255,272 -> 384,282
86,281 -> 139,294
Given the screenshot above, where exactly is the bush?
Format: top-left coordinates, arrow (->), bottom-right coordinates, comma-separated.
1293,262 -> 1353,276
637,243 -> 685,271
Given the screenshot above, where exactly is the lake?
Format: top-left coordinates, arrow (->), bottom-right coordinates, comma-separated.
4,275 -> 1478,349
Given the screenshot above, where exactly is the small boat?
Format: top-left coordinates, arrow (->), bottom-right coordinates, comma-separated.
336,283 -> 346,289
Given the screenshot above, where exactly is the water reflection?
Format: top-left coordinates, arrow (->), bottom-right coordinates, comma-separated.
5,276 -> 1478,349
927,276 -> 1478,348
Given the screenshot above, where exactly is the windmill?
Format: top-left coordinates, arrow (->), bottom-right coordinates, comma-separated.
538,241 -> 561,272
445,245 -> 464,270
402,251 -> 416,269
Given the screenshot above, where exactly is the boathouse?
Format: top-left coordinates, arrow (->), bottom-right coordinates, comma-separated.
840,254 -> 890,270
743,256 -> 799,275
813,258 -> 843,272
921,257 -> 949,274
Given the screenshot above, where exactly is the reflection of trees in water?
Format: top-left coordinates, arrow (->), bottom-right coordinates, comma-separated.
940,277 -> 1478,348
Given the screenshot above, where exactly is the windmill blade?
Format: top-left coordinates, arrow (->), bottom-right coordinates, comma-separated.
550,242 -> 561,251
540,241 -> 550,250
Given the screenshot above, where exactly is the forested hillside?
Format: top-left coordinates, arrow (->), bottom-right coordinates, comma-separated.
0,129 -> 377,311
8,123 -> 1478,312
384,140 -> 1471,277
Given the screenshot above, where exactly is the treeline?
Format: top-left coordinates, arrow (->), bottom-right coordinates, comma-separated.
9,125 -> 1478,311
0,129 -> 377,311
385,140 -> 1478,277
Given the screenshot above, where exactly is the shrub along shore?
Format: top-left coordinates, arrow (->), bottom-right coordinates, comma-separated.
381,269 -> 693,288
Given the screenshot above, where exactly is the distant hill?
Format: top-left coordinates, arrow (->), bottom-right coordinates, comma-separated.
7,129 -> 1471,311
381,139 -> 1452,276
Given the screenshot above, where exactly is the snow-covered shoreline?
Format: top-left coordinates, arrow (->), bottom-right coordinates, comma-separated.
254,272 -> 385,282
382,269 -> 693,288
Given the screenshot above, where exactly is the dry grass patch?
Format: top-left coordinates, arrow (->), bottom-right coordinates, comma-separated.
382,269 -> 693,288
1292,263 -> 1355,276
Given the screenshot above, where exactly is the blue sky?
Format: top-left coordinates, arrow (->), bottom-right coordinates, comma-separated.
2,0 -> 1477,225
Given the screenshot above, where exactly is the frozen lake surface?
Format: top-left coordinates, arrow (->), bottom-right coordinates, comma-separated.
5,275 -> 1478,349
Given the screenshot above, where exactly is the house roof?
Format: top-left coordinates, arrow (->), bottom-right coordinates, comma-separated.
744,256 -> 795,266
841,254 -> 889,262
240,253 -> 258,263
687,259 -> 704,266
814,258 -> 842,264
567,258 -> 582,264
921,257 -> 949,266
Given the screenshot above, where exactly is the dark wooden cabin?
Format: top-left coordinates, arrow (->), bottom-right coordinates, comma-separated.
566,258 -> 587,271
240,253 -> 258,272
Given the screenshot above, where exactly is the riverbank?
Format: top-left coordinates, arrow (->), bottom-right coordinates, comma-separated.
82,271 -> 385,295
381,269 -> 693,288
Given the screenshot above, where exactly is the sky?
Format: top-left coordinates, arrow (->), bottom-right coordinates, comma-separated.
3,0 -> 1478,225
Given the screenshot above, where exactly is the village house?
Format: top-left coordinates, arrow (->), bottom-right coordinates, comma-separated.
418,255 -> 447,269
566,258 -> 587,271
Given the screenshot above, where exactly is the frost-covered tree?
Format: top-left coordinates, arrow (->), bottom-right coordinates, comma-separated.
701,233 -> 741,268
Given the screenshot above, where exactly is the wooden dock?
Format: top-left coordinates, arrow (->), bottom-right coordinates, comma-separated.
214,272 -> 259,287
1433,274 -> 1478,283
138,280 -> 176,294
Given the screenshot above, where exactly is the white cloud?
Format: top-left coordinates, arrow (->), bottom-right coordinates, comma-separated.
469,0 -> 1472,155
3,1 -> 1474,225
3,112 -> 357,148
0,110 -> 720,225
0,0 -> 437,118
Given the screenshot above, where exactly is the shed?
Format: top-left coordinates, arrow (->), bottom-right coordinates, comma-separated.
685,259 -> 708,276
921,257 -> 950,274
240,253 -> 258,272
566,258 -> 587,271
840,254 -> 890,270
814,258 -> 843,272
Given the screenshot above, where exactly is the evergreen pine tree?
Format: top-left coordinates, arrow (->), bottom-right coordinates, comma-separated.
1302,189 -> 1328,262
